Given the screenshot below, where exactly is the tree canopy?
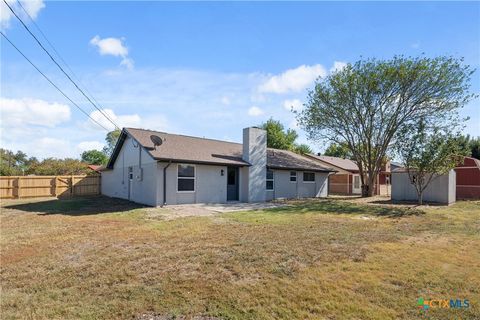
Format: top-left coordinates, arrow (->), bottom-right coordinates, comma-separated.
323,142 -> 352,159
81,150 -> 108,165
103,129 -> 121,156
297,55 -> 475,196
259,118 -> 313,154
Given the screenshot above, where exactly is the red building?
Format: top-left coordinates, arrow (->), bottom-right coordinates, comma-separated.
455,157 -> 480,199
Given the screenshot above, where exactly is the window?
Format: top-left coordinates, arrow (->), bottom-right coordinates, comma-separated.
303,172 -> 315,182
266,169 -> 274,190
290,171 -> 297,182
178,164 -> 195,192
128,167 -> 133,180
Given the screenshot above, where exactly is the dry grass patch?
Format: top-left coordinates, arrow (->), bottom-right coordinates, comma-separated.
1,196 -> 479,319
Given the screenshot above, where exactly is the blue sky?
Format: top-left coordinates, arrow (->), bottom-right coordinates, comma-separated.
1,1 -> 479,159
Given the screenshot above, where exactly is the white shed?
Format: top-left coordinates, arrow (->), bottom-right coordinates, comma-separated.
391,169 -> 456,205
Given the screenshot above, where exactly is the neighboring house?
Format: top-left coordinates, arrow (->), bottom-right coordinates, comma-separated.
305,154 -> 391,196
101,127 -> 333,206
391,168 -> 456,204
455,156 -> 480,199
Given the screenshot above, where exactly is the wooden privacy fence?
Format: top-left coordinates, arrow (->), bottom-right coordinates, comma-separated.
0,175 -> 101,199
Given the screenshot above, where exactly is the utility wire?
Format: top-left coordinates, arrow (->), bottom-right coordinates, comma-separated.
3,0 -> 120,131
14,0 -> 108,118
1,31 -> 111,132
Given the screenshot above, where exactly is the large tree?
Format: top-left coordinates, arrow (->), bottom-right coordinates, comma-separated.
27,158 -> 92,175
323,142 -> 352,159
81,150 -> 108,165
103,129 -> 121,156
297,56 -> 475,196
259,118 -> 314,154
395,121 -> 468,204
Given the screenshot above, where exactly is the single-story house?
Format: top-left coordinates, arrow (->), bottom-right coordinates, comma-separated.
305,154 -> 391,196
455,156 -> 480,200
101,127 -> 334,206
391,168 -> 456,205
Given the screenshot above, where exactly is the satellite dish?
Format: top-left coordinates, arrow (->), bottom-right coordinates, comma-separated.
150,135 -> 163,149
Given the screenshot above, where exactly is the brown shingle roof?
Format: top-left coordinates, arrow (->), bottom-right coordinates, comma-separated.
107,128 -> 333,173
267,149 -> 334,172
306,154 -> 359,172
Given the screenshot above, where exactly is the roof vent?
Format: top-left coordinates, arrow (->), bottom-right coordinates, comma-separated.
150,135 -> 163,149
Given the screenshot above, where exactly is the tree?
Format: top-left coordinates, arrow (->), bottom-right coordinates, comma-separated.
103,129 -> 121,156
296,56 -> 475,196
0,149 -> 37,175
323,142 -> 352,159
453,135 -> 480,160
470,137 -> 480,160
28,158 -> 92,175
293,144 -> 313,155
81,150 -> 108,165
259,118 -> 314,154
260,118 -> 298,150
395,121 -> 468,204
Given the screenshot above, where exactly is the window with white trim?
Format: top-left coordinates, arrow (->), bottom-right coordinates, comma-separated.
266,169 -> 274,190
290,171 -> 297,182
303,172 -> 315,182
177,164 -> 195,192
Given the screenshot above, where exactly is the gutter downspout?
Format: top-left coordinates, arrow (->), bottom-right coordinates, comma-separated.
163,161 -> 172,206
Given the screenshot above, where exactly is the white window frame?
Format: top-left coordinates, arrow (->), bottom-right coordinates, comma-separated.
303,172 -> 315,183
177,164 -> 196,193
290,171 -> 297,183
266,169 -> 274,191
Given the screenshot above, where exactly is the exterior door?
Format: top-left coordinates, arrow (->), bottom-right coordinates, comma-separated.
352,174 -> 361,194
227,167 -> 239,201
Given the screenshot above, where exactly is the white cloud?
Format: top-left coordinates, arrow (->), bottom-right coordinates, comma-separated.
1,0 -> 45,30
259,64 -> 327,94
411,42 -> 420,49
87,108 -> 141,131
76,141 -> 105,153
330,61 -> 347,73
221,96 -> 231,105
90,35 -> 134,69
283,99 -> 303,112
0,97 -> 70,127
248,106 -> 264,116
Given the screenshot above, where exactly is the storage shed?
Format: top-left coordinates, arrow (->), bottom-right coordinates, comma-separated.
455,157 -> 480,199
391,169 -> 456,205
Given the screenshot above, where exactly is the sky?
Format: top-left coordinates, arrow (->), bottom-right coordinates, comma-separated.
1,1 -> 479,159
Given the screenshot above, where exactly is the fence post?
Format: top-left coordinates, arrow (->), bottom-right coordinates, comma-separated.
54,176 -> 58,197
17,176 -> 21,199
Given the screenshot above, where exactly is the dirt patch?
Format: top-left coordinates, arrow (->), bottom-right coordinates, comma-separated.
135,314 -> 221,320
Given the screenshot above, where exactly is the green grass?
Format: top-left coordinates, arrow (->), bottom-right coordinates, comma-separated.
1,197 -> 479,319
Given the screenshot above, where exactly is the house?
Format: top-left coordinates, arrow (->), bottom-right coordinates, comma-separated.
391,168 -> 456,204
305,154 -> 391,196
101,127 -> 334,206
454,156 -> 480,199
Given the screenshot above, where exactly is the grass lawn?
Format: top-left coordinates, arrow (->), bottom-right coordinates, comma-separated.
1,196 -> 479,319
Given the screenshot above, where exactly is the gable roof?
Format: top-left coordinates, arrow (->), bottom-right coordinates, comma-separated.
306,154 -> 359,172
107,128 -> 333,172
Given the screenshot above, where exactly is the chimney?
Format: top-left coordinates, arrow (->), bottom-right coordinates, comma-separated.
243,127 -> 267,202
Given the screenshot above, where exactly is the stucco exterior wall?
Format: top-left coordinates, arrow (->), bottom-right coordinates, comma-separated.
391,170 -> 456,204
157,162 -> 229,205
266,170 -> 329,201
101,136 -> 158,206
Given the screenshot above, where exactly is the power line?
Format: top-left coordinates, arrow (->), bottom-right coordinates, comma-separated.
14,0 -> 107,116
1,31 -> 111,132
3,0 -> 120,131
